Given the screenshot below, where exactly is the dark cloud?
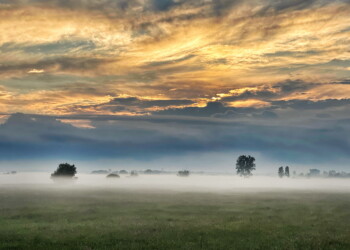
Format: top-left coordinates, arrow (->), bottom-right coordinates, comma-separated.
109,97 -> 194,108
212,109 -> 279,119
220,80 -> 314,104
0,112 -> 350,167
155,101 -> 279,119
322,59 -> 350,68
72,97 -> 196,113
336,79 -> 350,85
210,0 -> 243,16
274,80 -> 315,94
0,0 -> 178,14
212,110 -> 245,119
0,57 -> 112,75
264,50 -> 322,58
272,99 -> 350,110
221,89 -> 276,102
0,0 -> 130,10
151,0 -> 177,11
0,40 -> 96,55
266,0 -> 319,12
156,101 -> 231,117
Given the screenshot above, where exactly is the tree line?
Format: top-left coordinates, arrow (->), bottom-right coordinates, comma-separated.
51,155 -> 299,179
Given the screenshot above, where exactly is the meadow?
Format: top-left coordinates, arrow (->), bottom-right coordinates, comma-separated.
0,176 -> 349,250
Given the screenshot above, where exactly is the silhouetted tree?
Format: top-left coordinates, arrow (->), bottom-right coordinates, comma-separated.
285,166 -> 290,177
143,169 -> 162,174
51,163 -> 76,178
236,155 -> 256,177
177,170 -> 190,177
278,166 -> 284,178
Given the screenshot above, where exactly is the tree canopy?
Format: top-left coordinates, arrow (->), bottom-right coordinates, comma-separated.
178,170 -> 190,177
285,166 -> 290,177
236,155 -> 256,177
278,167 -> 284,178
51,163 -> 77,177
107,173 -> 120,178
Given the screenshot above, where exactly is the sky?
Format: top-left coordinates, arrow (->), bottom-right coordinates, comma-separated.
0,0 -> 350,172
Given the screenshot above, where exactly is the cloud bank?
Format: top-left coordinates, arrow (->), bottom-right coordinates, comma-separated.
0,113 -> 349,171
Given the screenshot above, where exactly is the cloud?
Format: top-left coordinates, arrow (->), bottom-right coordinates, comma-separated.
272,99 -> 350,110
0,57 -> 112,77
27,69 -> 45,74
274,80 -> 315,94
154,100 -> 280,119
214,80 -> 316,107
151,0 -> 177,11
0,113 -> 349,168
108,97 -> 194,108
337,79 -> 350,84
156,102 -> 230,117
253,110 -> 278,119
69,96 -> 196,114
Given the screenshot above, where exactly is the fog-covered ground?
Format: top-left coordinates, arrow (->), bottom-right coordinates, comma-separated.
1,172 -> 349,193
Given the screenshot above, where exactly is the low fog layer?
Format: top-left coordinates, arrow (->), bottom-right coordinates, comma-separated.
1,173 -> 349,193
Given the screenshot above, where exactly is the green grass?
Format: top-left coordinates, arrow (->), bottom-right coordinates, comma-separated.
0,186 -> 349,249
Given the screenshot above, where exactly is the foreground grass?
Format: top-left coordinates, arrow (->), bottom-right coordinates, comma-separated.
0,186 -> 349,250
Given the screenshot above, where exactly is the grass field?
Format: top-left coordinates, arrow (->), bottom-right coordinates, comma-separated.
0,185 -> 349,250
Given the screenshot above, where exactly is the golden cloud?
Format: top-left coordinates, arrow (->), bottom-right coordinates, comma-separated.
0,1 -> 349,114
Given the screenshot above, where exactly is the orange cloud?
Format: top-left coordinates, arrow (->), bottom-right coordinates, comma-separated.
0,1 -> 349,114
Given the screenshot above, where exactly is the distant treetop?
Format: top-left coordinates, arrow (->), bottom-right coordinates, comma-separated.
51,163 -> 77,178
177,170 -> 190,177
236,155 -> 256,177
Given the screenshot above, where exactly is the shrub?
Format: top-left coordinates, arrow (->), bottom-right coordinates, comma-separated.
177,170 -> 190,177
51,163 -> 77,178
107,173 -> 120,178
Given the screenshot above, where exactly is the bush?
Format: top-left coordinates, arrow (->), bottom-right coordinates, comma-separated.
177,170 -> 190,177
107,173 -> 120,178
51,163 -> 77,178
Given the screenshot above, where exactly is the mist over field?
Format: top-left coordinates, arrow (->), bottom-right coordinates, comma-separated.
1,172 -> 350,193
1,172 -> 350,249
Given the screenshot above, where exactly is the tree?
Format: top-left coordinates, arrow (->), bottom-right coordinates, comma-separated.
51,163 -> 77,178
177,170 -> 190,177
285,166 -> 290,177
278,166 -> 284,178
236,155 -> 256,177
